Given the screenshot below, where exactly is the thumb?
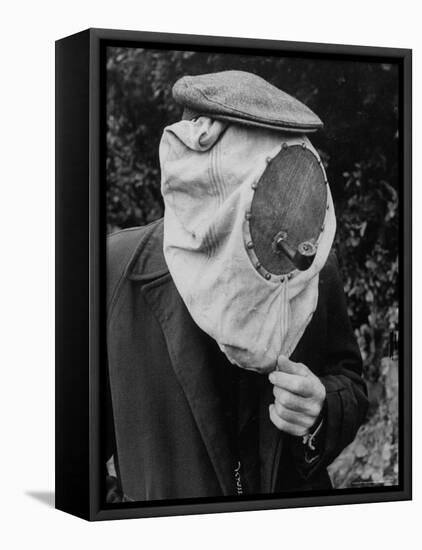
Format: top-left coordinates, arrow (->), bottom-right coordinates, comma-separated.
276,355 -> 308,376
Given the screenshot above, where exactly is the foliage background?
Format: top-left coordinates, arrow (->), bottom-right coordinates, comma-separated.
106,47 -> 400,488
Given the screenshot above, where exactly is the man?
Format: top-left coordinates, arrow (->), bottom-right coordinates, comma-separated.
105,71 -> 368,502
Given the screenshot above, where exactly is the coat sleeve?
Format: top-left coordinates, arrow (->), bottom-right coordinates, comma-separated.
293,252 -> 369,480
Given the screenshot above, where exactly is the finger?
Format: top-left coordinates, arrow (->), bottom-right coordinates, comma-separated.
273,401 -> 315,428
273,386 -> 321,416
269,405 -> 308,436
269,371 -> 313,397
276,355 -> 309,377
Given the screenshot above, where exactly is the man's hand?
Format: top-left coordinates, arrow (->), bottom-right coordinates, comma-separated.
268,355 -> 326,437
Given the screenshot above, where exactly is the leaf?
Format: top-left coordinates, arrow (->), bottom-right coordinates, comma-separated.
354,443 -> 368,458
365,290 -> 374,303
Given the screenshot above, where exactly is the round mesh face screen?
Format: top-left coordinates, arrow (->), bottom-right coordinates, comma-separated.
249,144 -> 328,275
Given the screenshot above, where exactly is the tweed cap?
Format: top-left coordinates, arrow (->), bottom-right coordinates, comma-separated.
172,70 -> 323,134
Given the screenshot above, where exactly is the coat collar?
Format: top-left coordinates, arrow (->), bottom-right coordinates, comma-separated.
127,219 -> 282,494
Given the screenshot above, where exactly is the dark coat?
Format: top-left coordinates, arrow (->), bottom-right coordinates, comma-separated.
106,218 -> 368,502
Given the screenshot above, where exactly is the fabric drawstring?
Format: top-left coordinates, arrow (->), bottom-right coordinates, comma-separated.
279,278 -> 290,359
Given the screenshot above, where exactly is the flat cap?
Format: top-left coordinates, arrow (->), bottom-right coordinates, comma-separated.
172,70 -> 323,134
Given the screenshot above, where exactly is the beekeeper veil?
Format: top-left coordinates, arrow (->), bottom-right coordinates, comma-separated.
159,71 -> 336,373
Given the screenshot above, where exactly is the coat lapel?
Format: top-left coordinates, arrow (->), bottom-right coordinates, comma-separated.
139,274 -> 235,496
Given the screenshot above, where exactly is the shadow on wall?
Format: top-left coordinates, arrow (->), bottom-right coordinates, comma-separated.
25,491 -> 55,508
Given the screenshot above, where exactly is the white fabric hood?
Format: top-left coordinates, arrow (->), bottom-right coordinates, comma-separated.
159,117 -> 336,373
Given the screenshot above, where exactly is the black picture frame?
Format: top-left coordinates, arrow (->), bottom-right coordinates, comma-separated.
55,28 -> 412,521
